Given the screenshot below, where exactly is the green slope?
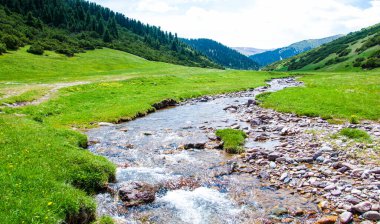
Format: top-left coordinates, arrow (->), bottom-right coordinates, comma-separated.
265,23 -> 380,71
0,1 -> 218,68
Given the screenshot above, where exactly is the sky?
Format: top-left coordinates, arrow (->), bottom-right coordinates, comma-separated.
91,0 -> 380,49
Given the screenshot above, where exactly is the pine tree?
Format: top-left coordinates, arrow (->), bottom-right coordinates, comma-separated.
103,29 -> 111,42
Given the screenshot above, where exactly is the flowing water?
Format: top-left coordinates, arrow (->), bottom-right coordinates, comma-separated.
87,78 -> 317,224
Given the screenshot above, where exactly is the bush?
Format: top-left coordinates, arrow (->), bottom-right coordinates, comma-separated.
2,34 -> 20,50
56,47 -> 75,57
216,129 -> 247,154
27,44 -> 44,55
340,128 -> 371,142
362,58 -> 380,69
0,43 -> 6,55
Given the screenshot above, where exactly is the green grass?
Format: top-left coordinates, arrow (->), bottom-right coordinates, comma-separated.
0,114 -> 115,223
215,129 -> 247,154
340,128 -> 371,142
258,72 -> 380,121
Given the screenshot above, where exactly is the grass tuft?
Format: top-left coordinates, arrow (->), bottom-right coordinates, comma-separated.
340,128 -> 371,142
216,129 -> 247,154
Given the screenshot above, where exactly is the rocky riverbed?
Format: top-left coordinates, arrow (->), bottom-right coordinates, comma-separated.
88,78 -> 380,224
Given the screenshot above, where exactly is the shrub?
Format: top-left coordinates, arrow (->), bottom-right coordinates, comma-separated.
340,128 -> 371,142
27,43 -> 44,55
0,43 -> 6,55
362,58 -> 380,69
2,34 -> 20,50
216,129 -> 247,154
56,47 -> 75,57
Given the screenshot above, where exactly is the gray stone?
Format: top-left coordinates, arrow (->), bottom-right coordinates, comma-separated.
363,211 -> 380,221
268,152 -> 282,161
280,172 -> 288,181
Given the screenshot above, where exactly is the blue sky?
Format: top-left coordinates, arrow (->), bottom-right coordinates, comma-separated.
92,0 -> 380,49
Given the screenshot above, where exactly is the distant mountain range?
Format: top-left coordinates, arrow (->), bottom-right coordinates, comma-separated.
232,47 -> 269,56
182,38 -> 259,70
265,23 -> 380,71
250,35 -> 344,67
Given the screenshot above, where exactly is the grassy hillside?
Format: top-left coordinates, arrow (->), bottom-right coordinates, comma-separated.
250,35 -> 342,67
0,2 -> 218,68
265,23 -> 380,71
0,47 -> 288,223
182,38 -> 259,70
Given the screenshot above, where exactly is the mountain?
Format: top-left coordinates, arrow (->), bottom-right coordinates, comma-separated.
182,38 -> 259,70
250,35 -> 343,67
0,0 -> 219,68
232,47 -> 268,56
265,23 -> 380,71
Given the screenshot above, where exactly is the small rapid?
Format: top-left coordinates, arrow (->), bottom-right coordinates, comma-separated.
88,78 -> 316,224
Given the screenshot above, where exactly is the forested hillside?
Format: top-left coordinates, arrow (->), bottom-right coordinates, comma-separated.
0,0 -> 219,68
265,23 -> 380,71
182,38 -> 259,70
250,35 -> 342,67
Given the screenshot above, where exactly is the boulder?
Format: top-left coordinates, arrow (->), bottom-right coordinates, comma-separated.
118,182 -> 157,207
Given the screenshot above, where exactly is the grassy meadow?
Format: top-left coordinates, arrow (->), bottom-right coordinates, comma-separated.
258,72 -> 380,121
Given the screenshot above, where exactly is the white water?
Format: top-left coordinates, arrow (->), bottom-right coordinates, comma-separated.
157,187 -> 242,224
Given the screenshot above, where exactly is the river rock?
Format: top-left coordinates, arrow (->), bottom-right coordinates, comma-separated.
315,216 -> 338,224
268,152 -> 282,161
296,157 -> 314,163
352,201 -> 372,213
363,211 -> 380,221
271,206 -> 288,216
339,211 -> 353,224
370,167 -> 380,174
118,182 -> 157,207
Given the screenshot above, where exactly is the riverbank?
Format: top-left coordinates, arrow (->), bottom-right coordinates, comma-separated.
87,78 -> 379,223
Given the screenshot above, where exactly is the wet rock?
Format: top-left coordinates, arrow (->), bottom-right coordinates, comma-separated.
363,211 -> 380,221
184,142 -> 206,149
315,216 -> 338,224
152,99 -> 177,109
223,105 -> 238,111
250,118 -> 263,126
352,201 -> 372,213
339,211 -> 353,224
118,182 -> 157,207
247,99 -> 257,107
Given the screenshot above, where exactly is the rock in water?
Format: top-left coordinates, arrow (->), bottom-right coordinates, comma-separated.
118,182 -> 157,207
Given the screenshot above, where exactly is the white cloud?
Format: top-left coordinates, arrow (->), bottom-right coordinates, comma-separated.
91,0 -> 380,49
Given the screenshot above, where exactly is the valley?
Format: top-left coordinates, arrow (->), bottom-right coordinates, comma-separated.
0,0 -> 379,224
